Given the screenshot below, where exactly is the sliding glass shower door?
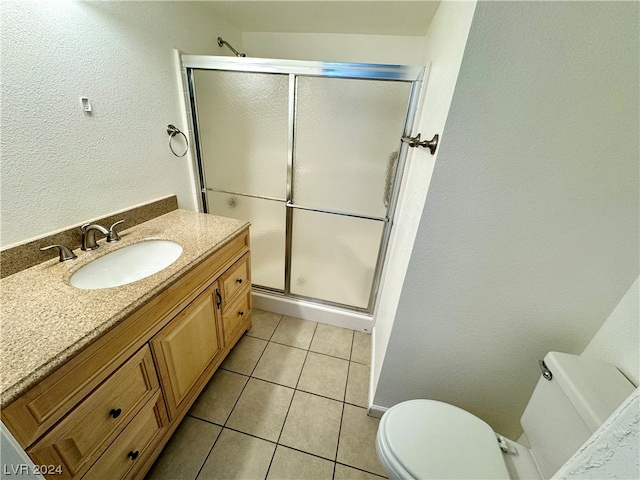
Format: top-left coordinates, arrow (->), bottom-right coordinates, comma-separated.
193,70 -> 289,290
186,57 -> 423,313
290,77 -> 411,308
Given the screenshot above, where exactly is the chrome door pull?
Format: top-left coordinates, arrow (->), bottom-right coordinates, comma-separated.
401,133 -> 439,155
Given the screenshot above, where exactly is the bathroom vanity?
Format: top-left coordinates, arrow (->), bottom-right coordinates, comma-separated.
1,210 -> 252,479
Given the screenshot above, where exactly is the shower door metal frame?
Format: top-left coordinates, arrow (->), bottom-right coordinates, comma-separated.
183,55 -> 425,314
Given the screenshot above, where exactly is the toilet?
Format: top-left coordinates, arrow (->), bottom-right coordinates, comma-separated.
376,352 -> 635,479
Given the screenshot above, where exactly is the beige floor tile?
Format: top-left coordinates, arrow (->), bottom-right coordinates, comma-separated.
345,362 -> 369,407
337,404 -> 386,476
309,323 -> 354,360
147,416 -> 220,480
248,309 -> 282,340
220,335 -> 267,375
271,315 -> 317,349
297,352 -> 349,401
226,378 -> 294,442
197,429 -> 275,480
189,369 -> 248,425
279,391 -> 343,460
334,464 -> 387,480
267,446 -> 334,480
252,342 -> 307,388
351,331 -> 371,365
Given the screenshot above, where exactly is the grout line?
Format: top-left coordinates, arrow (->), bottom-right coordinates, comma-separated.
275,443 -> 341,464
264,437 -> 279,480
245,313 -> 283,342
274,348 -> 310,446
248,335 -> 270,377
186,414 -> 224,429
267,336 -> 353,361
348,327 -> 356,362
220,425 -> 279,445
334,401 -> 346,466
268,314 -> 283,341
335,461 -> 388,479
193,422 -> 224,480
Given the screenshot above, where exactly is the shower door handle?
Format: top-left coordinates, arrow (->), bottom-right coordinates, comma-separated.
401,133 -> 439,155
384,152 -> 398,208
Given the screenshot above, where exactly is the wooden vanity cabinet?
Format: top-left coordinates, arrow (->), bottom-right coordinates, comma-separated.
2,228 -> 252,480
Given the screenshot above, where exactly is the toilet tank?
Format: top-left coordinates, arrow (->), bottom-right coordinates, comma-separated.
520,352 -> 635,479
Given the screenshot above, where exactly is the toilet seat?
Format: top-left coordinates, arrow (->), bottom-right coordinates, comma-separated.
377,400 -> 510,479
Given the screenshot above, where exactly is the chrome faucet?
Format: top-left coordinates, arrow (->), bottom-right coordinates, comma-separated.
81,224 -> 109,250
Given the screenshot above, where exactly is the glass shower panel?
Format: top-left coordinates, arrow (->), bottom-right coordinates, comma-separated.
289,209 -> 385,309
293,77 -> 412,218
207,191 -> 285,290
194,70 -> 289,199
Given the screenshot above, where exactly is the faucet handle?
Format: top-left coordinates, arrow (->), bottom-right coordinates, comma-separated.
40,244 -> 77,262
107,220 -> 124,242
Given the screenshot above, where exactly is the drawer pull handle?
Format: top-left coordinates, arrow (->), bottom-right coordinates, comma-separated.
215,289 -> 222,309
238,311 -> 244,316
128,450 -> 139,461
236,278 -> 243,284
109,408 -> 122,419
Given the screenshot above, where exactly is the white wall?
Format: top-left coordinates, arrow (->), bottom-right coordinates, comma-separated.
0,1 -> 241,247
242,32 -> 426,65
582,277 -> 639,386
371,0 -> 477,407
373,1 -> 639,438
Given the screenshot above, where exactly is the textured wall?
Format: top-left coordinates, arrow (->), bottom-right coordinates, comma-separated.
242,32 -> 427,65
372,0 -> 477,405
583,277 -> 639,386
0,1 -> 241,247
553,388 -> 639,479
373,1 -> 639,438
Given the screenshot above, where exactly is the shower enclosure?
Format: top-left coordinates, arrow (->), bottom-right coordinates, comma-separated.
182,55 -> 424,318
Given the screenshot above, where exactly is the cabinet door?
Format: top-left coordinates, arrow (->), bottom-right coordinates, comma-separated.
151,286 -> 221,417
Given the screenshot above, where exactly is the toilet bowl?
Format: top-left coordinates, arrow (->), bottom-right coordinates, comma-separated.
376,352 -> 635,480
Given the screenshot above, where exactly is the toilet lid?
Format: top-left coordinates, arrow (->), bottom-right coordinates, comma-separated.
378,400 -> 510,479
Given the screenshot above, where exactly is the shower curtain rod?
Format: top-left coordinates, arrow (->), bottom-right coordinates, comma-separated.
217,37 -> 246,57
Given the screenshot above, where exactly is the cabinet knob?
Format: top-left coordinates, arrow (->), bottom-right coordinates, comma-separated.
109,408 -> 122,419
236,278 -> 243,284
128,450 -> 139,461
238,311 -> 244,316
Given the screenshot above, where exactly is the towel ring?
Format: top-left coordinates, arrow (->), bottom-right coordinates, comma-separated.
167,124 -> 188,157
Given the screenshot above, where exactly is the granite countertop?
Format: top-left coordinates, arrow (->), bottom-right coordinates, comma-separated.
0,210 -> 249,407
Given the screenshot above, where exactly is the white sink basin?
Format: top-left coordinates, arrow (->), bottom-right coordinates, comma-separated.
70,240 -> 183,290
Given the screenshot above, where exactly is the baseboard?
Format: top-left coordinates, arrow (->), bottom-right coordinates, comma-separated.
367,327 -> 388,418
368,404 -> 388,419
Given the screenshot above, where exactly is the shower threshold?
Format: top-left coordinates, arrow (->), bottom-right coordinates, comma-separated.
252,288 -> 373,332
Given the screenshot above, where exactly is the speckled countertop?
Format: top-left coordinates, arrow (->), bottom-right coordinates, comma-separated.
0,210 -> 249,407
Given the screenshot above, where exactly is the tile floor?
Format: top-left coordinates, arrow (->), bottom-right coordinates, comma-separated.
146,309 -> 387,480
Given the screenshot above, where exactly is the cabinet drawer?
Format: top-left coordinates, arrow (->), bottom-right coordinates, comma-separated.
222,289 -> 251,343
28,346 -> 160,479
84,393 -> 167,480
220,253 -> 250,306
